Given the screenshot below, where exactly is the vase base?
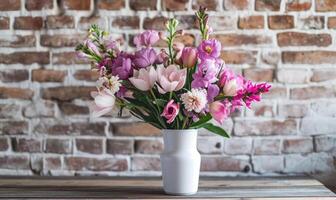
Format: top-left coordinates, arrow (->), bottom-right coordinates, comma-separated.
164,190 -> 197,196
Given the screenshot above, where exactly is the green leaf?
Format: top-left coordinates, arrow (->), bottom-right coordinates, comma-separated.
201,123 -> 230,138
155,99 -> 167,107
190,114 -> 212,128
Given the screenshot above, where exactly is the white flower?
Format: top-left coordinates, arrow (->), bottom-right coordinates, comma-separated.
96,76 -> 121,94
181,88 -> 207,113
90,89 -> 116,118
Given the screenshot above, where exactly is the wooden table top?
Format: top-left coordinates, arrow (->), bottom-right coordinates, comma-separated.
0,176 -> 335,199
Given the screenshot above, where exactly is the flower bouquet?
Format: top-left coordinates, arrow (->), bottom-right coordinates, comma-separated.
76,7 -> 270,195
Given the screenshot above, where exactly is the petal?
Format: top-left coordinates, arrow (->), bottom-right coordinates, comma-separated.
129,78 -> 149,91
95,94 -> 115,107
89,103 -> 113,118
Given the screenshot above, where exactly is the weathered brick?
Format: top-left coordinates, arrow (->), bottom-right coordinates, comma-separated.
234,119 -> 297,136
283,138 -> 313,153
24,100 -> 55,118
112,16 -> 140,30
112,122 -> 160,136
214,34 -> 272,47
78,16 -> 106,30
301,117 -> 336,135
290,86 -> 334,100
268,15 -> 294,29
314,135 -> 336,152
261,51 -> 280,66
0,155 -> 30,170
143,16 -> 167,30
243,68 -> 273,82
221,51 -> 257,65
224,138 -> 252,155
0,17 -> 9,29
65,157 -> 128,171
44,156 -> 62,170
14,17 -> 43,30
135,140 -> 163,154
311,69 -> 336,82
201,157 -> 250,172
316,0 -> 336,11
252,155 -> 283,173
42,86 -> 94,101
262,86 -> 287,99
58,102 -> 89,115
210,16 -> 236,31
192,0 -> 218,10
25,0 -> 53,10
73,70 -> 99,81
246,103 -> 274,117
0,87 -> 33,100
0,0 -> 20,11
277,69 -> 309,84
278,103 -> 308,118
132,157 -> 160,171
32,69 -> 66,83
328,17 -> 336,28
41,34 -> 85,47
282,51 -> 336,64
0,138 -> 9,151
129,0 -> 156,10
106,139 -> 133,154
298,16 -> 324,29
0,52 -> 49,64
255,0 -> 281,11
76,139 -> 103,154
46,16 -> 74,29
175,15 -> 198,30
45,138 -> 72,154
224,0 -> 251,10
0,35 -> 36,48
198,137 -> 223,154
152,34 -> 195,47
277,32 -> 331,47
162,0 -> 188,11
97,0 -> 124,10
286,0 -> 311,11
0,104 -> 20,119
12,138 -> 41,152
238,15 -> 264,29
284,153 -> 335,173
253,138 -> 281,155
0,70 -> 29,82
53,52 -> 88,65
61,0 -> 91,10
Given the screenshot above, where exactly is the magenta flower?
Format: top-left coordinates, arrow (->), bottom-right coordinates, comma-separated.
133,30 -> 160,47
181,47 -> 197,68
111,53 -> 132,80
198,39 -> 221,59
161,100 -> 180,124
234,80 -> 271,108
133,48 -> 157,69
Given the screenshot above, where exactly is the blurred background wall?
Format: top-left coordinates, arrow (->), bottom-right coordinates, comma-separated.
0,0 -> 335,176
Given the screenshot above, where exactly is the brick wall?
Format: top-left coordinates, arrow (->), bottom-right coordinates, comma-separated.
0,0 -> 335,176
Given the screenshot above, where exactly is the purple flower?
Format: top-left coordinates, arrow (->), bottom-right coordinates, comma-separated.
133,30 -> 160,47
191,59 -> 219,88
198,39 -> 221,59
207,84 -> 219,102
111,52 -> 133,80
133,48 -> 157,69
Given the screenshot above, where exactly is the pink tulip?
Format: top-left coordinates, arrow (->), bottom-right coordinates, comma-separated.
129,67 -> 157,91
223,79 -> 238,97
90,89 -> 116,118
161,100 -> 180,124
209,101 -> 229,124
156,65 -> 187,94
181,47 -> 197,68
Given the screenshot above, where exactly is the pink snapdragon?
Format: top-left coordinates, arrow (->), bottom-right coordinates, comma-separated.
198,39 -> 221,59
235,80 -> 271,108
129,67 -> 157,91
133,30 -> 160,47
156,65 -> 186,94
161,100 -> 180,124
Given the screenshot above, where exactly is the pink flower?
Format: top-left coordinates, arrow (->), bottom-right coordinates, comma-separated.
161,100 -> 180,124
156,65 -> 187,94
181,88 -> 207,113
181,47 -> 197,68
173,42 -> 184,61
90,89 -> 115,118
133,48 -> 157,68
198,39 -> 221,59
133,30 -> 160,47
129,67 -> 157,91
209,101 -> 229,124
219,68 -> 244,97
85,40 -> 101,56
111,52 -> 132,80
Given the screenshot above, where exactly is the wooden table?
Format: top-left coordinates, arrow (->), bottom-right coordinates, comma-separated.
0,176 -> 335,199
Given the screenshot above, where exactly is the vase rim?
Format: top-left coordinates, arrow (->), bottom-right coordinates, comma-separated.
161,129 -> 198,133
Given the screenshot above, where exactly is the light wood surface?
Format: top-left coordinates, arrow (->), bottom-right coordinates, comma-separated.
0,176 -> 334,199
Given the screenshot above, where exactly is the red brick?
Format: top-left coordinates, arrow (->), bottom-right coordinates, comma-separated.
152,34 -> 195,47
0,35 -> 36,48
278,103 -> 308,118
316,0 -> 336,11
238,15 -> 264,29
0,0 -> 20,11
286,0 -> 311,11
0,104 -> 21,119
61,0 -> 91,10
0,87 -> 33,100
192,0 -> 218,10
253,138 -> 281,155
210,16 -> 236,31
58,102 -> 89,115
45,138 -> 72,154
268,15 -> 294,29
11,138 -> 41,152
41,34 -> 85,47
0,17 -> 9,29
25,0 -> 53,10
143,16 -> 167,30
76,139 -> 103,154
73,70 -> 99,81
298,16 -> 324,29
132,157 -> 160,171
97,0 -> 124,10
44,156 -> 62,170
0,70 -> 29,82
0,138 -> 9,151
198,137 -> 223,154
32,69 -> 66,82
129,0 -> 156,10
42,86 -> 94,101
263,86 -> 287,99
328,17 -> 336,28
78,16 -> 106,30
277,32 -> 331,47
224,138 -> 252,155
175,15 -> 198,30
14,17 -> 43,30
234,119 -> 297,136
65,157 -> 128,171
255,0 -> 281,11
112,16 -> 140,30
290,86 -> 334,100
0,155 -> 30,170
0,52 -> 49,64
221,51 -> 257,65
135,140 -> 163,154
112,122 -> 160,136
243,68 -> 273,82
46,16 -> 74,29
224,0 -> 251,10
162,0 -> 188,11
53,52 -> 89,65
311,69 -> 336,82
283,138 -> 313,153
246,103 -> 274,117
282,51 -> 336,64
106,139 -> 133,154
23,100 -> 55,118
252,155 -> 283,173
214,34 -> 272,46
0,121 -> 28,135
201,157 -> 250,172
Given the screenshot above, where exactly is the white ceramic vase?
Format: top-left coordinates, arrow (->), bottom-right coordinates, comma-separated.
160,129 -> 201,195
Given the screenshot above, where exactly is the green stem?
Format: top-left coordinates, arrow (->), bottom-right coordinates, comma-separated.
182,117 -> 189,129
169,91 -> 173,100
150,89 -> 160,111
